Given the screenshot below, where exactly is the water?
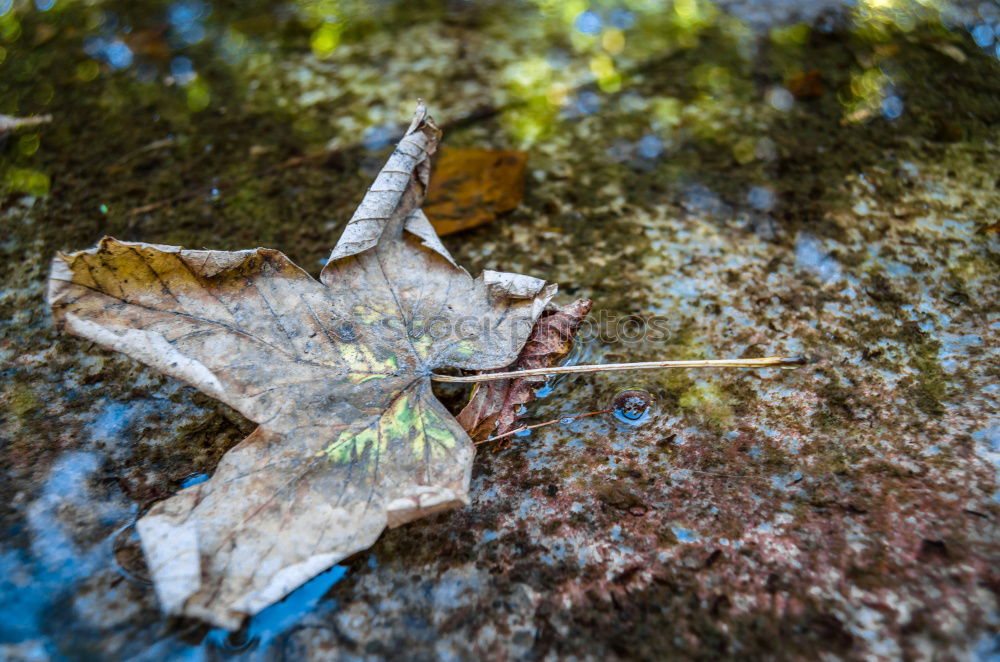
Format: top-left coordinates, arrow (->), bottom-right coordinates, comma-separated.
612,388 -> 655,426
1,0 -> 999,659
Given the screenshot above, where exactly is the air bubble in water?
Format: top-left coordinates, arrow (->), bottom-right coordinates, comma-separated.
612,388 -> 654,426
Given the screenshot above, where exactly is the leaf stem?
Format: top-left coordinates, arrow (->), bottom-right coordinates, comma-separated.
432,356 -> 807,383
476,408 -> 613,445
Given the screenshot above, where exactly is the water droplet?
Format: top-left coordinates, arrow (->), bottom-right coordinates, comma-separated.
612,388 -> 654,426
559,417 -> 575,425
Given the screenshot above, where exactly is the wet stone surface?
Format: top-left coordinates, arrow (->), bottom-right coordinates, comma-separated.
1,0 -> 999,659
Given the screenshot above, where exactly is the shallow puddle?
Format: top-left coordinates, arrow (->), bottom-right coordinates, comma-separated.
1,0 -> 999,659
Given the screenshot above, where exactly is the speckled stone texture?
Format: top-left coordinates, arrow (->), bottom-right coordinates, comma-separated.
1,0 -> 998,659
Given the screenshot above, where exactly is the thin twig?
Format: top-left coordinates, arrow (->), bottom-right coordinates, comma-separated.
476,408 -> 613,445
434,356 -> 807,383
674,468 -> 756,479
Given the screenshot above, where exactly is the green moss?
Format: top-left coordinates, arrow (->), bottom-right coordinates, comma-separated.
7,383 -> 39,421
725,377 -> 761,418
950,254 -> 997,286
595,482 -> 645,510
678,379 -> 734,429
908,341 -> 947,417
893,321 -> 948,417
843,313 -> 950,418
812,377 -> 856,430
863,271 -> 905,309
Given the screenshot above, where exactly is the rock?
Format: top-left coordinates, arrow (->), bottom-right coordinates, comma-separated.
1,0 -> 997,659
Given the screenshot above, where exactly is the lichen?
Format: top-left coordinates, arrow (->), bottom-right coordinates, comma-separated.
678,378 -> 735,428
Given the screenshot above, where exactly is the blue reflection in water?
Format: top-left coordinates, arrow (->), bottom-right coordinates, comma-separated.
180,473 -> 209,488
747,185 -> 776,211
614,404 -> 649,426
168,0 -> 209,45
204,565 -> 348,653
794,232 -> 842,284
575,10 -> 602,35
636,134 -> 663,159
971,23 -> 994,47
0,452 -> 132,643
612,389 -> 653,426
104,40 -> 133,69
609,8 -> 635,30
672,527 -> 699,543
89,401 -> 133,442
83,36 -> 134,70
882,95 -> 904,119
171,55 -> 196,84
572,90 -> 601,116
362,124 -> 398,151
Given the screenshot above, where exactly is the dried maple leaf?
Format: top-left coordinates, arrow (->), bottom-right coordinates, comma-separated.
47,104 -> 556,629
456,299 -> 592,442
423,147 -> 528,235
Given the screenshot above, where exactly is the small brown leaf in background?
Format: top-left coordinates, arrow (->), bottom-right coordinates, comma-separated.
786,69 -> 824,100
457,298 -> 592,442
424,147 -> 528,235
33,24 -> 58,47
124,28 -> 172,61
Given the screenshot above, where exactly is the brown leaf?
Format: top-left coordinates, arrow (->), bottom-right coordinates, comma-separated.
124,28 -> 172,61
786,69 -> 824,100
47,103 -> 556,629
423,147 -> 528,235
33,24 -> 58,47
456,298 -> 592,441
